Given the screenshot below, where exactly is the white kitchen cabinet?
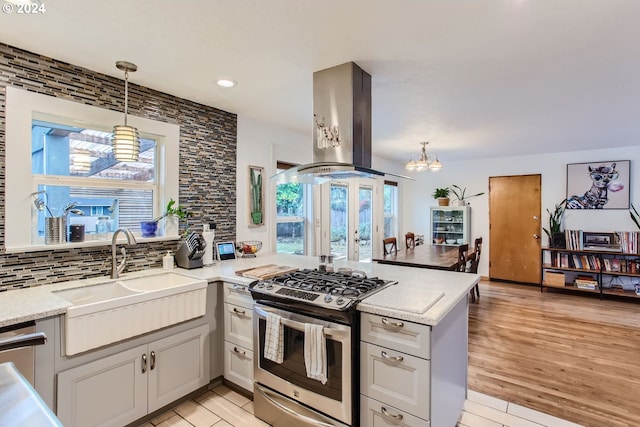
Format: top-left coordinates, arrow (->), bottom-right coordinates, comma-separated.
57,324 -> 209,427
430,206 -> 470,246
360,297 -> 468,427
222,281 -> 254,392
361,395 -> 430,427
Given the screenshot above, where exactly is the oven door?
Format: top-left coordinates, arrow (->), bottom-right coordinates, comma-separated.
253,304 -> 352,425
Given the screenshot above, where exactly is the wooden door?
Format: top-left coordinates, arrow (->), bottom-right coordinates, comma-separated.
489,175 -> 541,284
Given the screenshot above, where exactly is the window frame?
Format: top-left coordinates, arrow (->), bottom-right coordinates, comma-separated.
275,161 -> 308,255
5,86 -> 180,252
383,180 -> 399,239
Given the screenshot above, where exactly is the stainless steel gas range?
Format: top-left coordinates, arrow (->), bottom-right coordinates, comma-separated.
250,268 -> 396,427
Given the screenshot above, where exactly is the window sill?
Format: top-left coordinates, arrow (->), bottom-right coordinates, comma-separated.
5,235 -> 181,254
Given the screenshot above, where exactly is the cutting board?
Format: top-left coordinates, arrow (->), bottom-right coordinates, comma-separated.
235,264 -> 298,280
364,287 -> 445,314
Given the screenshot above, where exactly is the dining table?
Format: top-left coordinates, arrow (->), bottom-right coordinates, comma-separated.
373,244 -> 460,271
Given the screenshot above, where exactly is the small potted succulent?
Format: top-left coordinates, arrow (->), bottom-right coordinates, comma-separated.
432,187 -> 450,206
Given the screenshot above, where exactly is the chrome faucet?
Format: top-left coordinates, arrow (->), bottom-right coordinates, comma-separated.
111,227 -> 137,279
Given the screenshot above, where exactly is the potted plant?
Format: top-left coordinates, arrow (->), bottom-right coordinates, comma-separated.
432,187 -> 450,206
250,168 -> 263,225
543,199 -> 567,248
141,198 -> 190,237
449,185 -> 485,206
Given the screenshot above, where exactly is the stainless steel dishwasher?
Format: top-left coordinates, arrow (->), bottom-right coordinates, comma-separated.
0,320 -> 41,385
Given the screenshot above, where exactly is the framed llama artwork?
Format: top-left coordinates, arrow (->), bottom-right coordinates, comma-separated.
566,160 -> 630,210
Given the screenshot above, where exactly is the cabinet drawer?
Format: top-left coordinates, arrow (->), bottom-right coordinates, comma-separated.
223,341 -> 253,392
224,302 -> 254,349
223,282 -> 253,308
361,312 -> 431,359
361,395 -> 430,427
360,342 -> 430,420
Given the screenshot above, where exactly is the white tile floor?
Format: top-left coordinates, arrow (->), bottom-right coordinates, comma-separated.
140,385 -> 585,427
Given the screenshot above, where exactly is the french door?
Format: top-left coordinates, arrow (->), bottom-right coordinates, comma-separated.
320,178 -> 381,262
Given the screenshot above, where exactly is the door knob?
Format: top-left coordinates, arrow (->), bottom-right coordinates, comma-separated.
533,234 -> 540,239
533,215 -> 539,220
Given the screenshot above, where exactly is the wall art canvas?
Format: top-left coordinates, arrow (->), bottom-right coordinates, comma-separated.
566,160 -> 629,209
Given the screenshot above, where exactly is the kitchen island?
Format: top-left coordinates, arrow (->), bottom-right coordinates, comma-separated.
0,253 -> 479,427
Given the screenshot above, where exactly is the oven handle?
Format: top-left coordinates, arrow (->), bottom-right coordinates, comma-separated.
256,384 -> 340,427
254,306 -> 349,339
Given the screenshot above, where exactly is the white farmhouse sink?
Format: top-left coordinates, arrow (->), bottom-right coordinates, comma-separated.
54,272 -> 207,355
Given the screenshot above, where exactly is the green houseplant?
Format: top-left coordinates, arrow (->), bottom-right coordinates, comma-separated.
140,198 -> 190,237
543,199 -> 567,248
449,185 -> 485,206
432,187 -> 450,206
250,168 -> 263,225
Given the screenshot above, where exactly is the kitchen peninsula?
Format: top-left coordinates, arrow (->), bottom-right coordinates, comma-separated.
0,253 -> 479,427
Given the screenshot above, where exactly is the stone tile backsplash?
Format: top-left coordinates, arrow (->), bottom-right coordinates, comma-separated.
0,43 -> 237,291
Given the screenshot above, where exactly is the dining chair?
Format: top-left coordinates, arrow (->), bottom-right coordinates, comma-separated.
383,237 -> 398,256
405,232 -> 415,249
466,237 -> 483,303
456,244 -> 469,273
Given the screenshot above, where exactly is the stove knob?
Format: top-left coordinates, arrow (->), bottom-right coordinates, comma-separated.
336,297 -> 345,306
324,294 -> 333,303
257,282 -> 265,289
266,283 -> 273,290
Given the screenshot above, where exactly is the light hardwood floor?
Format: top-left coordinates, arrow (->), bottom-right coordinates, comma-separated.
468,280 -> 640,427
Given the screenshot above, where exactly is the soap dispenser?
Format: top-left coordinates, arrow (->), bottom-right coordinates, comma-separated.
163,250 -> 174,270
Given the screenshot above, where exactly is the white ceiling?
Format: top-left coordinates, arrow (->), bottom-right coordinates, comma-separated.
2,0 -> 640,163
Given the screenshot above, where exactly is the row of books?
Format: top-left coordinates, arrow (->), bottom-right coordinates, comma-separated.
574,275 -> 598,290
562,230 -> 640,254
549,252 -> 640,273
616,231 -> 639,254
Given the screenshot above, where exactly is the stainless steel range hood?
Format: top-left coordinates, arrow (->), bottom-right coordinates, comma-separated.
272,62 -> 408,184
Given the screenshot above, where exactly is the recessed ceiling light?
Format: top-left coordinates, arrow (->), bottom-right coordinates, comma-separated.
216,79 -> 237,88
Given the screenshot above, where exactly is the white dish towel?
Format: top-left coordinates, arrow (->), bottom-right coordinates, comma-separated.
264,312 -> 284,364
304,323 -> 327,384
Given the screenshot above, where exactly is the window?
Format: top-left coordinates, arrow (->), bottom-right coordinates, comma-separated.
32,121 -> 157,240
5,86 -> 180,251
384,181 -> 398,238
275,162 -> 306,255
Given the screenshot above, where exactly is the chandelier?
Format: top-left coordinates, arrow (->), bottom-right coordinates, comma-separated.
111,61 -> 140,162
405,141 -> 443,172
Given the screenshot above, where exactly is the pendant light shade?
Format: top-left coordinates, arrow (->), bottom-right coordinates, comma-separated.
111,61 -> 140,162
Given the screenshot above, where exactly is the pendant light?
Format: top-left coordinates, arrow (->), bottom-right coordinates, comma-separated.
111,61 -> 140,162
405,141 -> 443,172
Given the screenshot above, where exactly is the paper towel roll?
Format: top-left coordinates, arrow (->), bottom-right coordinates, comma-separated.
202,224 -> 215,265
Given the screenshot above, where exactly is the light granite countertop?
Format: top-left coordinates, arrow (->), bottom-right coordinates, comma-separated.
0,253 -> 479,328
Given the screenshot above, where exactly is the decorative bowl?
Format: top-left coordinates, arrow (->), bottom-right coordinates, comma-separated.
140,221 -> 158,237
456,238 -> 464,244
446,239 -> 457,244
236,240 -> 262,257
434,237 -> 445,244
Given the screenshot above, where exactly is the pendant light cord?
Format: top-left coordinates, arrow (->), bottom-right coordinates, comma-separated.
123,69 -> 129,126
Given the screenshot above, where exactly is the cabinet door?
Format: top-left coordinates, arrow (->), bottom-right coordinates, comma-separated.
360,342 -> 430,420
361,395 -> 430,427
224,302 -> 254,349
147,324 -> 210,412
57,345 -> 147,427
223,341 -> 254,392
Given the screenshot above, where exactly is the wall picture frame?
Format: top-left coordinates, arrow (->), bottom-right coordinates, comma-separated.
565,160 -> 630,210
249,165 -> 264,227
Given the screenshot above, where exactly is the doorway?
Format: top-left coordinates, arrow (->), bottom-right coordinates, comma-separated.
489,174 -> 542,284
321,179 -> 379,262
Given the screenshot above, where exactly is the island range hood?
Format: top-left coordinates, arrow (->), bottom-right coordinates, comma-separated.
272,62 -> 408,184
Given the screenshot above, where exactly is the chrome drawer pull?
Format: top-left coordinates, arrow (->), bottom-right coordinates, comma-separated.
233,346 -> 246,356
232,284 -> 248,293
233,307 -> 246,315
141,353 -> 147,373
381,318 -> 404,328
381,351 -> 404,362
150,351 -> 156,370
381,406 -> 404,420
